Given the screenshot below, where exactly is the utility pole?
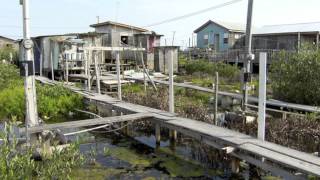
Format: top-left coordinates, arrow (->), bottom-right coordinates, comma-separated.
242,0 -> 255,112
20,0 -> 39,133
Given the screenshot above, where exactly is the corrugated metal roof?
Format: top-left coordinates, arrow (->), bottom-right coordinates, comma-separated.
254,22 -> 320,35
194,20 -> 245,33
0,35 -> 15,42
215,20 -> 246,32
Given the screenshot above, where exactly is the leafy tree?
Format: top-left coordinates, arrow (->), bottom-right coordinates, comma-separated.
270,44 -> 320,105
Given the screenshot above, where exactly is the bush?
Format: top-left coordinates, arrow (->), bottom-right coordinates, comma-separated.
0,63 -> 84,122
0,63 -> 21,91
0,124 -> 84,180
0,46 -> 18,63
185,60 -> 240,81
270,45 -> 320,105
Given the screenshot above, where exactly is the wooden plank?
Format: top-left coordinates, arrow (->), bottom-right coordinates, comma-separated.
239,143 -> 320,176
161,117 -> 320,167
83,47 -> 145,51
248,140 -> 320,167
127,76 -> 320,113
22,112 -> 153,134
35,76 -> 320,176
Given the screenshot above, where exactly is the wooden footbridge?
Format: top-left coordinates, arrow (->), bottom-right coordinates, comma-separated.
34,76 -> 320,179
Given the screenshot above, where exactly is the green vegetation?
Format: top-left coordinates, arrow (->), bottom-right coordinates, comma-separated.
104,147 -> 151,168
122,84 -> 213,123
102,144 -> 221,178
0,124 -> 84,180
0,46 -> 18,63
270,44 -> 320,105
0,63 -> 83,122
184,60 -> 240,81
71,166 -> 126,180
0,63 -> 21,91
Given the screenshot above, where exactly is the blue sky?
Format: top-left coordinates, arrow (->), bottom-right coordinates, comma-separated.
1,0 -> 320,47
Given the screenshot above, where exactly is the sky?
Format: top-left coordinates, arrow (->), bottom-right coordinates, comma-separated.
1,0 -> 320,47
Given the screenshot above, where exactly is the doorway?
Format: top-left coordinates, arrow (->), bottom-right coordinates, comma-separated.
214,34 -> 220,52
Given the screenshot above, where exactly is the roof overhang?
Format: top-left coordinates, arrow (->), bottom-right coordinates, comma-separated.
90,21 -> 148,32
194,20 -> 245,33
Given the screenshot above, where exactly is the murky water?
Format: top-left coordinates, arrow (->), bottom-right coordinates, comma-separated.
61,118 -> 266,180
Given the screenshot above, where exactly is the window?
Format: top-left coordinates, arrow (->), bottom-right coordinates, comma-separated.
204,34 -> 209,45
224,33 -> 229,44
235,34 -> 241,40
121,36 -> 129,45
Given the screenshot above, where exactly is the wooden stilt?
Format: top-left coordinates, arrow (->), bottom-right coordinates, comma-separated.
231,158 -> 240,173
155,124 -> 161,146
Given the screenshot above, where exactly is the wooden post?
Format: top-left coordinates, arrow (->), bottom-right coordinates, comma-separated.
168,49 -> 177,141
65,56 -> 69,83
316,32 -> 319,50
116,51 -> 122,101
155,123 -> 161,146
139,45 -> 147,92
298,32 -> 301,51
87,51 -> 92,91
231,158 -> 240,173
40,49 -> 43,76
50,50 -> 54,82
258,52 -> 267,141
169,50 -> 174,113
94,52 -> 101,94
84,51 -> 90,91
214,72 -> 219,126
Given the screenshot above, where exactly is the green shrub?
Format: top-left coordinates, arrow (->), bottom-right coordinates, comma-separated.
37,84 -> 84,119
0,46 -> 18,63
184,60 -> 240,81
0,124 -> 84,180
0,62 -> 84,122
0,83 -> 25,122
270,44 -> 320,105
0,63 -> 21,91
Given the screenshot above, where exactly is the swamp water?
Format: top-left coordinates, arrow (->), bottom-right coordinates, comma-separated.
62,118 -> 269,180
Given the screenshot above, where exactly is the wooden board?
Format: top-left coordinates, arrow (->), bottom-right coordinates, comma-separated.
127,76 -> 320,113
22,112 -> 152,134
34,76 -> 320,176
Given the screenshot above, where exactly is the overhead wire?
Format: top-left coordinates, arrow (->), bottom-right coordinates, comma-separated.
144,0 -> 243,28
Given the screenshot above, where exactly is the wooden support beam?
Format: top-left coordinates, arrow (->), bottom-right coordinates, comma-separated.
214,72 -> 219,126
94,52 -> 101,94
298,32 -> 301,51
258,53 -> 267,141
155,123 -> 161,146
21,112 -> 153,134
168,51 -> 177,141
50,50 -> 54,81
87,51 -> 92,91
116,51 -> 122,101
65,59 -> 69,83
317,32 -> 319,50
231,158 -> 240,173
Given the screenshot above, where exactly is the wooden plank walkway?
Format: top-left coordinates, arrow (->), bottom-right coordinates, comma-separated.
22,113 -> 152,134
35,76 -> 320,178
126,76 -> 320,113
